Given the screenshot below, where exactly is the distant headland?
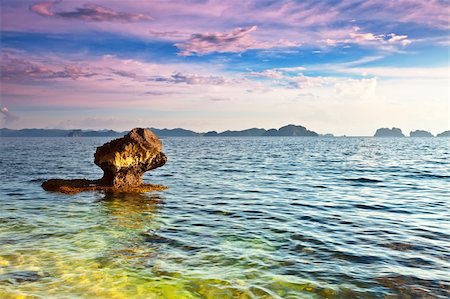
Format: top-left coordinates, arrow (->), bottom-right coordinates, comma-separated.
1,126 -> 449,138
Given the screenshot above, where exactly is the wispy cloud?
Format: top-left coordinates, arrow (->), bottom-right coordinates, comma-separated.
250,70 -> 284,79
1,107 -> 19,126
151,72 -> 230,85
322,27 -> 412,50
175,25 -> 300,55
176,26 -> 258,56
30,1 -> 152,22
0,53 -> 99,81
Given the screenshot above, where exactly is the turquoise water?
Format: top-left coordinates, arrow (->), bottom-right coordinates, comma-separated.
1,137 -> 449,298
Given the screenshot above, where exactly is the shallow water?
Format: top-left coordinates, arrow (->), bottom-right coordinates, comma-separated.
1,137 -> 449,298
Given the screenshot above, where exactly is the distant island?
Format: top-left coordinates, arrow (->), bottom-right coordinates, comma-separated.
374,127 -> 405,137
436,130 -> 450,137
204,125 -> 318,137
1,126 -> 449,138
0,124 -> 318,138
410,130 -> 433,137
373,128 -> 450,138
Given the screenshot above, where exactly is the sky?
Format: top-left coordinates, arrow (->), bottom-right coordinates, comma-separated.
0,0 -> 449,136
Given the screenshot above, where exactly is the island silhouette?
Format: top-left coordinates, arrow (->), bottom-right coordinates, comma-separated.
1,125 -> 449,138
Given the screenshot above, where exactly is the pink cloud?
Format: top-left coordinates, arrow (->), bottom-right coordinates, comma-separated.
176,26 -> 259,56
30,1 -> 152,22
346,0 -> 450,29
250,70 -> 284,79
321,27 -> 412,49
175,26 -> 299,55
0,54 -> 99,81
165,72 -> 228,85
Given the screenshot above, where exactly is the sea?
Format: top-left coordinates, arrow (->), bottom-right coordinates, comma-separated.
0,137 -> 449,299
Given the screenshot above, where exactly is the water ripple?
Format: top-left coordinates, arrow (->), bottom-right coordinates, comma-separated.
1,136 -> 449,298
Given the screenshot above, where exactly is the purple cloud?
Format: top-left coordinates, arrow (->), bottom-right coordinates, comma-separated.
152,72 -> 229,85
111,70 -> 137,79
30,1 -> 152,22
0,54 -> 98,81
176,26 -> 259,56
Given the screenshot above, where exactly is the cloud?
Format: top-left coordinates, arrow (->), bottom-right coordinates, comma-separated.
275,66 -> 307,72
385,33 -> 411,46
250,70 -> 284,79
30,1 -> 151,22
349,28 -> 412,46
148,30 -> 190,40
335,78 -> 377,99
290,74 -> 330,89
1,107 -> 19,127
209,97 -> 231,102
176,26 -> 259,56
0,54 -> 98,81
152,72 -> 229,85
111,70 -> 137,79
323,27 -> 412,49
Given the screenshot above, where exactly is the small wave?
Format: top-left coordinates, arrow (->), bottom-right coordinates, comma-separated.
313,185 -> 327,189
406,173 -> 450,180
377,275 -> 450,298
29,178 -> 46,183
6,193 -> 24,196
344,178 -> 383,183
354,204 -> 387,210
380,242 -> 417,252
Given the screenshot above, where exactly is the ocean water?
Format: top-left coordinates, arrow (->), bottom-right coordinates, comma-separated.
0,137 -> 449,299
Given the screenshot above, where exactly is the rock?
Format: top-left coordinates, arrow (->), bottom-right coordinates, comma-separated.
94,128 -> 167,188
409,130 -> 433,137
374,127 -> 405,137
42,128 -> 167,194
437,130 -> 450,137
0,271 -> 45,284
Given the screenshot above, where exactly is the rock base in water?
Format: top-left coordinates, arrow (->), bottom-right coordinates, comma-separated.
41,128 -> 167,194
42,179 -> 167,194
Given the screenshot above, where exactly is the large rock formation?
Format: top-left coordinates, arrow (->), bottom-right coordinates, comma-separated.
42,128 -> 167,194
374,127 -> 405,137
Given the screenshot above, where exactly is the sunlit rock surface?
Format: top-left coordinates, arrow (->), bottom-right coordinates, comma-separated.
42,128 -> 167,194
94,128 -> 167,188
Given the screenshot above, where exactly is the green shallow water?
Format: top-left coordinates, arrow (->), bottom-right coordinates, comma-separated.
0,192 -> 341,299
1,137 -> 449,298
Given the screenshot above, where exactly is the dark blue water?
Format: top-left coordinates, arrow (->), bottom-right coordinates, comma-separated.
1,137 -> 449,298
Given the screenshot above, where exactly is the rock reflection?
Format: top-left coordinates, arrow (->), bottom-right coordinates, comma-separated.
100,192 -> 163,229
99,192 -> 164,267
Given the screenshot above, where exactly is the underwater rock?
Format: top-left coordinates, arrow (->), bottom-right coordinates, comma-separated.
0,271 -> 44,284
42,128 -> 167,194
